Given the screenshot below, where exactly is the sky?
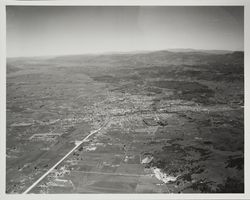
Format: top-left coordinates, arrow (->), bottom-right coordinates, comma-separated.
6,6 -> 244,57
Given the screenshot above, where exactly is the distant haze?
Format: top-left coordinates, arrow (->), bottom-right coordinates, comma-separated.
7,6 -> 244,57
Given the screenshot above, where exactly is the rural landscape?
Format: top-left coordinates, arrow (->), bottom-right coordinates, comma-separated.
6,49 -> 244,193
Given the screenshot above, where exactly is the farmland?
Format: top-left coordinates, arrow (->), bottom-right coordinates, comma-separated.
6,50 -> 244,193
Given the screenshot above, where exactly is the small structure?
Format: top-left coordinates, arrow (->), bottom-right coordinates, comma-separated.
141,156 -> 153,164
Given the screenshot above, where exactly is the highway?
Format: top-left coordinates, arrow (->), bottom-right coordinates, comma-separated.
23,120 -> 108,194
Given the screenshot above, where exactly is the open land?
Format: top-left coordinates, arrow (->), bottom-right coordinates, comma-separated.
6,50 -> 244,193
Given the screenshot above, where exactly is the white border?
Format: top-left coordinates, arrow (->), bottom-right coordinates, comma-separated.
0,0 -> 249,200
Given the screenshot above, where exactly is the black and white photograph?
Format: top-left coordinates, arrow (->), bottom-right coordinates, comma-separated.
2,0 -> 248,197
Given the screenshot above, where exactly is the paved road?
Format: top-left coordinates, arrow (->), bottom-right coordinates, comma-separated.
23,120 -> 108,194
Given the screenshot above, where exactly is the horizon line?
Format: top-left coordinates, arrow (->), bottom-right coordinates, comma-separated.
6,48 -> 244,59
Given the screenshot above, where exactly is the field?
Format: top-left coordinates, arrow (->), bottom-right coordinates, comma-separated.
6,50 -> 244,193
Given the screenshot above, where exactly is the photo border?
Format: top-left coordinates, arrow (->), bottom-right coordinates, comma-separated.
0,0 -> 249,199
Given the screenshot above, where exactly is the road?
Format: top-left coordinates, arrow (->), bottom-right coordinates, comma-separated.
23,120 -> 108,194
